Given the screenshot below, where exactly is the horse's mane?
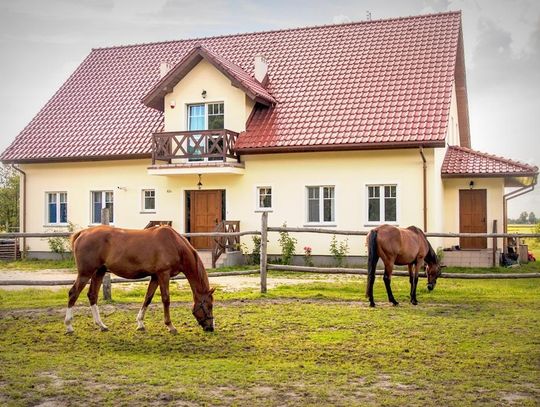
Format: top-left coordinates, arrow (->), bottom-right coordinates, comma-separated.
407,226 -> 438,265
164,226 -> 208,284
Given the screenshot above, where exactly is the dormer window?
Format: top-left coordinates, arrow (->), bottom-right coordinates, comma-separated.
188,102 -> 225,162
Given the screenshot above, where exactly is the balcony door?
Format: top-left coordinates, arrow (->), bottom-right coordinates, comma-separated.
187,190 -> 224,249
187,103 -> 224,162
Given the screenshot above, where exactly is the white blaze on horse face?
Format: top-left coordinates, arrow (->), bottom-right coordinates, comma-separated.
64,307 -> 74,333
90,304 -> 108,331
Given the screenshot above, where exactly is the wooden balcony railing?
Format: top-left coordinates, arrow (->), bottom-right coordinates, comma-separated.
152,130 -> 240,165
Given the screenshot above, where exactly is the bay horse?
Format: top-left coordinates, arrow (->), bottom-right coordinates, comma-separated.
65,225 -> 215,334
365,225 -> 442,307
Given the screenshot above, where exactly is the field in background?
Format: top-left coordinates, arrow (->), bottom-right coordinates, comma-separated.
508,224 -> 540,256
1,277 -> 539,406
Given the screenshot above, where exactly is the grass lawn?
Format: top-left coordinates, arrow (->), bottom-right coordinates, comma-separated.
1,275 -> 539,406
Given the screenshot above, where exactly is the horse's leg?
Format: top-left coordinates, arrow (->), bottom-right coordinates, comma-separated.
136,276 -> 159,331
87,267 -> 108,331
157,272 -> 177,334
411,260 -> 422,305
65,275 -> 91,334
383,264 -> 399,306
409,264 -> 418,305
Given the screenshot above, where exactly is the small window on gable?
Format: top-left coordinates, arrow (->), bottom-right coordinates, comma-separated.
256,186 -> 272,211
142,189 -> 156,212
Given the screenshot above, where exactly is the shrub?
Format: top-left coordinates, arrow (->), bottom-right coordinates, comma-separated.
46,222 -> 77,260
251,235 -> 261,265
278,222 -> 297,265
330,235 -> 349,267
303,246 -> 313,267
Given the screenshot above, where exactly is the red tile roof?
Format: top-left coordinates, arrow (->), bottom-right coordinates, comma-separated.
2,11 -> 463,163
143,44 -> 276,111
441,146 -> 538,177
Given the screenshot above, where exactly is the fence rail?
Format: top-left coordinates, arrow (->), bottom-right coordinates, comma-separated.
1,212 -> 539,296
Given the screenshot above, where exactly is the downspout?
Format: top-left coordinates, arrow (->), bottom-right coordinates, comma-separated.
503,175 -> 537,252
12,164 -> 26,258
419,147 -> 427,232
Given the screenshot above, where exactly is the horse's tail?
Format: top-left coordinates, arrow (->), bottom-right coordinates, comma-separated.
70,230 -> 83,251
366,230 -> 379,297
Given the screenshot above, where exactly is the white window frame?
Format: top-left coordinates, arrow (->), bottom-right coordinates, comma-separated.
365,184 -> 398,226
90,190 -> 114,225
255,185 -> 273,212
141,189 -> 157,213
45,191 -> 68,226
186,102 -> 225,162
305,185 -> 336,226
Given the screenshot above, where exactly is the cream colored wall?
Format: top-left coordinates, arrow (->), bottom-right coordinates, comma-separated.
21,149 -> 434,255
442,177 -> 505,249
163,59 -> 253,133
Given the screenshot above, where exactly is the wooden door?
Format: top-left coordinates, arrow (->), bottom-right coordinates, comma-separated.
190,190 -> 223,249
459,189 -> 487,249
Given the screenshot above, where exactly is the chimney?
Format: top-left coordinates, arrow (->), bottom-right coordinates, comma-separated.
254,55 -> 268,84
159,61 -> 172,78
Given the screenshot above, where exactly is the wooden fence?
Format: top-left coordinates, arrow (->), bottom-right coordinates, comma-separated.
1,211 -> 539,297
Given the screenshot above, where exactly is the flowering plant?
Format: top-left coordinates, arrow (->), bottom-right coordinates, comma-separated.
303,246 -> 313,267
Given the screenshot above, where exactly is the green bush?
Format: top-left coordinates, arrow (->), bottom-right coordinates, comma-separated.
278,222 -> 297,265
330,235 -> 349,267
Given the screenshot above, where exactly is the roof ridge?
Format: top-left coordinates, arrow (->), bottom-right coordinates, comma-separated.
450,145 -> 537,170
91,10 -> 462,52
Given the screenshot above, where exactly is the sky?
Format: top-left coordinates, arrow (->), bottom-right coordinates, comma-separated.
0,0 -> 538,218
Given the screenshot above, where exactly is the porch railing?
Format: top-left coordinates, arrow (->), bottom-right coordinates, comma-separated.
152,130 -> 240,165
212,220 -> 240,268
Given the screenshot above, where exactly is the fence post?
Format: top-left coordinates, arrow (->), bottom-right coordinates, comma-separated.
492,220 -> 498,267
101,208 -> 112,301
260,211 -> 268,293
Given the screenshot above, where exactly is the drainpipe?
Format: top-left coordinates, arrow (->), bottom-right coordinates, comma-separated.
503,175 -> 537,252
12,164 -> 26,258
419,147 -> 427,232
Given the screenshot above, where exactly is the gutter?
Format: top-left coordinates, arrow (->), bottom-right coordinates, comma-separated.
419,147 -> 427,232
11,164 -> 26,258
503,175 -> 537,252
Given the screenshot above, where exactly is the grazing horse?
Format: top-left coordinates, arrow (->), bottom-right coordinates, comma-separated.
366,225 -> 441,307
65,225 -> 215,334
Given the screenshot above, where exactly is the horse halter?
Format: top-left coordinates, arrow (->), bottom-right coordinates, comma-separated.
192,294 -> 213,326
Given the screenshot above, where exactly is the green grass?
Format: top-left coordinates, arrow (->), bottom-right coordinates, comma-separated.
1,276 -> 539,406
0,258 -> 76,270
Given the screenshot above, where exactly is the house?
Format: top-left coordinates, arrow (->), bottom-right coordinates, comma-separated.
1,11 -> 537,267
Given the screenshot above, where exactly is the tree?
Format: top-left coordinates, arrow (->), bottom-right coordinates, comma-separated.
518,211 -> 529,224
528,212 -> 537,224
0,165 -> 20,232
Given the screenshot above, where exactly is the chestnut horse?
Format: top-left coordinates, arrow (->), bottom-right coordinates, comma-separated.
366,225 -> 441,307
65,225 -> 215,334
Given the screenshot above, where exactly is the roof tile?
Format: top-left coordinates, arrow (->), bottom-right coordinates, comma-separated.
2,12 -> 462,162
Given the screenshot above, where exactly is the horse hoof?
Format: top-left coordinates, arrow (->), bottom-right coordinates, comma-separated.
369,303 -> 376,308
411,300 -> 418,306
65,330 -> 74,335
392,302 -> 399,306
169,329 -> 178,335
136,326 -> 146,332
100,326 -> 109,332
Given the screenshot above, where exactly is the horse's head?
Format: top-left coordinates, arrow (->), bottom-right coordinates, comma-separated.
426,262 -> 444,291
192,288 -> 215,332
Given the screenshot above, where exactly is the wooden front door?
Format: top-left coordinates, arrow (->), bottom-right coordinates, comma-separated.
459,189 -> 487,249
189,190 -> 223,249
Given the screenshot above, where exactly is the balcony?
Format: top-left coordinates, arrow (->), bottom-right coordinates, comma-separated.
148,130 -> 245,175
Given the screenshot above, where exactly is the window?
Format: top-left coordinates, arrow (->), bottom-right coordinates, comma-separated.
46,192 -> 67,224
256,186 -> 272,211
142,189 -> 156,212
187,102 -> 225,161
91,191 -> 114,224
307,186 -> 335,223
367,185 -> 397,223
